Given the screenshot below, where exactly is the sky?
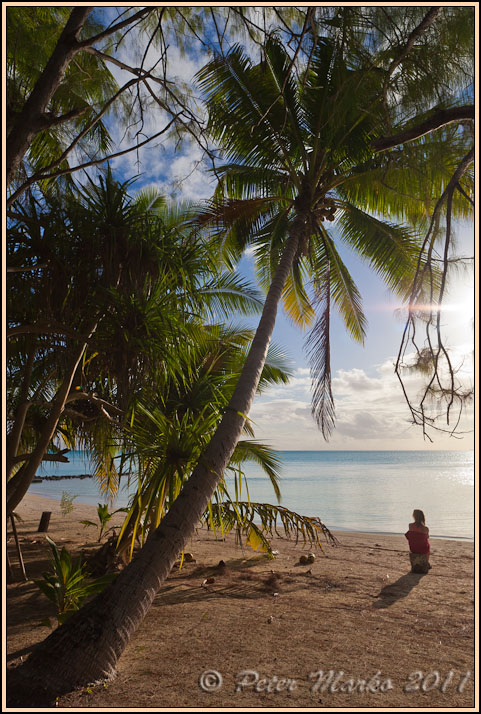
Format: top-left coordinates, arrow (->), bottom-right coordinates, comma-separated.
99,8 -> 475,451
239,232 -> 474,452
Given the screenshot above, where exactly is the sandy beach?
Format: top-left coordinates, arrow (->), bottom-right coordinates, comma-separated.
6,493 -> 476,709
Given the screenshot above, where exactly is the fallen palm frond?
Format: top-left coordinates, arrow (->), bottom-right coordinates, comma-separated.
202,500 -> 338,555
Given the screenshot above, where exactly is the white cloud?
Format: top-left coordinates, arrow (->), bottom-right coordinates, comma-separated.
332,368 -> 383,393
163,44 -> 206,85
166,149 -> 215,201
248,352 -> 474,450
242,246 -> 257,259
335,412 -> 402,440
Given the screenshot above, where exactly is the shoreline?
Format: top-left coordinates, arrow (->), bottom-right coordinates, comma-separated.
7,492 -> 475,709
23,491 -> 475,543
32,450 -> 475,543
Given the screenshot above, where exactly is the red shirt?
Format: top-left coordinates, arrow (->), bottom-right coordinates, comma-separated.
405,529 -> 430,554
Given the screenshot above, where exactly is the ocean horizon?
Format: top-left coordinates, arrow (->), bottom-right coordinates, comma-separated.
29,449 -> 475,540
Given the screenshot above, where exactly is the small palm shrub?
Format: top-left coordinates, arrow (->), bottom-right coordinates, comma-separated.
80,503 -> 127,542
35,536 -> 115,625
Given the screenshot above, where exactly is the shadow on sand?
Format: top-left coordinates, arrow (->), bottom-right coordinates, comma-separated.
372,572 -> 426,609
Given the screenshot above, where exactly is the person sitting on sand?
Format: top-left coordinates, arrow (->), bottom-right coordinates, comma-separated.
405,509 -> 431,569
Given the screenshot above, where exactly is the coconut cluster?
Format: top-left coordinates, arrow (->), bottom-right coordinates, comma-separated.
315,196 -> 337,221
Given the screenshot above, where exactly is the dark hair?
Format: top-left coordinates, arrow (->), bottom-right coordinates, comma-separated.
413,509 -> 425,526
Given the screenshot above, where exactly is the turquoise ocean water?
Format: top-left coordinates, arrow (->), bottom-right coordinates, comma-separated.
29,450 -> 475,539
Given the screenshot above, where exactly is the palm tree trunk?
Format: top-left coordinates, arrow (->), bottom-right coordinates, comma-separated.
7,222 -> 304,706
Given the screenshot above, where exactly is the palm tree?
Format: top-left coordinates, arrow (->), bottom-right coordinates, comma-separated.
115,321 -> 332,561
7,172 -> 263,514
8,163 -> 318,565
8,25 -> 472,704
6,172 -> 130,514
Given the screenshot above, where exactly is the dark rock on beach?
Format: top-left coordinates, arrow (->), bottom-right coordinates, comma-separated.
34,474 -> 92,482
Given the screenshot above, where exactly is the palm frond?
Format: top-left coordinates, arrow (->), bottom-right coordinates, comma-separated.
196,42 -> 304,181
337,201 -> 423,299
305,264 -> 335,439
196,273 -> 264,319
197,196 -> 285,268
203,500 -> 338,554
282,258 -> 316,328
312,226 -> 367,344
257,342 -> 293,391
228,439 -> 283,503
132,187 -> 167,215
213,163 -> 293,202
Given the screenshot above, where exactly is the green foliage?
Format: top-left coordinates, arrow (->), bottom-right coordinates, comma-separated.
34,536 -> 115,625
7,172 -> 267,502
116,325 -> 292,557
6,7 -> 118,188
59,491 -> 78,517
80,503 -> 127,542
203,501 -> 337,555
8,170 -> 299,556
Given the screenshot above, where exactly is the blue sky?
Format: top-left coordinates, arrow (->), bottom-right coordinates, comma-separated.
99,9 -> 474,451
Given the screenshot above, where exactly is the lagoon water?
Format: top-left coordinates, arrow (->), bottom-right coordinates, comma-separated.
29,450 -> 475,539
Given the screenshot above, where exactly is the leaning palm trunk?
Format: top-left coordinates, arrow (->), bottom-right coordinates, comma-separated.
7,223 -> 303,705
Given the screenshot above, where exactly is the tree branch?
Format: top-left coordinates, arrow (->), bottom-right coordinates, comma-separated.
76,7 -> 153,49
7,264 -> 48,274
7,315 -> 103,515
395,147 -> 474,439
7,324 -> 89,340
13,449 -> 71,465
40,106 -> 91,130
6,347 -> 36,476
380,7 -> 442,130
373,105 -> 475,152
10,74 -> 149,196
7,114 -> 183,208
386,7 -> 442,80
65,391 -> 124,417
6,7 -> 156,189
84,46 -> 173,83
6,7 -> 93,185
455,180 -> 475,206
